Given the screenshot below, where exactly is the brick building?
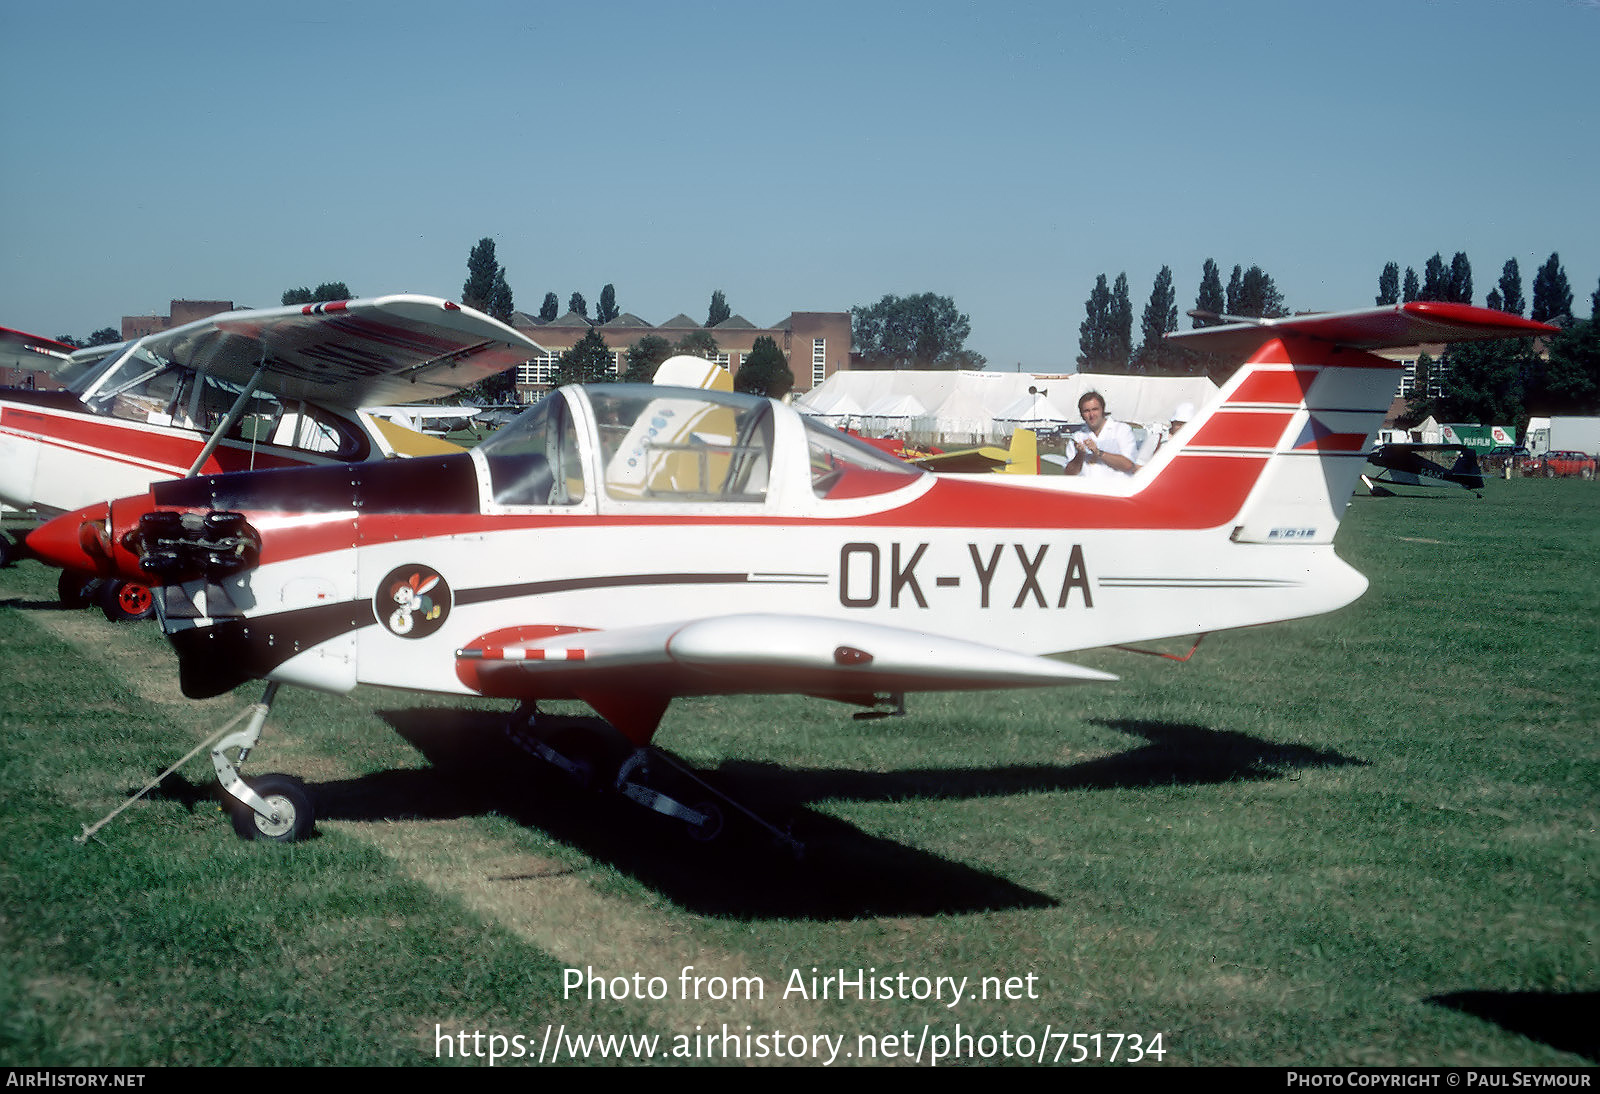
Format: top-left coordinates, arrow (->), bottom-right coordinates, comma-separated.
507,309 -> 851,402
121,300 -> 235,340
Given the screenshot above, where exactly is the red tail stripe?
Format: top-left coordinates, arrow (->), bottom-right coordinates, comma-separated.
1190,411 -> 1295,449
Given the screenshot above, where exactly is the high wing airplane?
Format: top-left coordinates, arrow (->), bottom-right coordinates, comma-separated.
28,301 -> 1554,847
1363,443 -> 1486,496
0,296 -> 541,614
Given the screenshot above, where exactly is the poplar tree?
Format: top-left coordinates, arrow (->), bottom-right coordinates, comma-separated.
1420,253 -> 1447,301
1447,252 -> 1473,305
707,290 -> 731,328
1531,253 -> 1573,324
1135,265 -> 1178,372
597,284 -> 619,324
1376,262 -> 1400,306
1193,259 -> 1225,325
1077,274 -> 1115,370
462,238 -> 513,322
539,293 -> 559,322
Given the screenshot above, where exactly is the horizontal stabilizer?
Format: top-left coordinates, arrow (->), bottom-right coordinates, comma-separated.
1169,302 -> 1557,359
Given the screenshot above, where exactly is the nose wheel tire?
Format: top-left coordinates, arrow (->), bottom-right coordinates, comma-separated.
228,774 -> 315,842
101,580 -> 155,622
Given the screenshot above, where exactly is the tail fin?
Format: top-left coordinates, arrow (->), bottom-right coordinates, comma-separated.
1000,427 -> 1038,475
1152,303 -> 1557,541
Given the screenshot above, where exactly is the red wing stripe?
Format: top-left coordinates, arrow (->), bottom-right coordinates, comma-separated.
459,646 -> 587,662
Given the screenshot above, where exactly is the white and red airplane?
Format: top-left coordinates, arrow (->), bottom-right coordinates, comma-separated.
28,302 -> 1552,845
0,296 -> 540,615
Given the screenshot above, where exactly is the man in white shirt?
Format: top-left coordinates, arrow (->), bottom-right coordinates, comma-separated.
1065,391 -> 1137,480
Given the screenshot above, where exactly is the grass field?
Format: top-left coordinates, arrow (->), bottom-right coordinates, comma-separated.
1,477 -> 1595,1067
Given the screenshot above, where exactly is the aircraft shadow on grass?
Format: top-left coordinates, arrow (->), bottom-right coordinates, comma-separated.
155,706 -> 1362,921
1428,990 -> 1598,1063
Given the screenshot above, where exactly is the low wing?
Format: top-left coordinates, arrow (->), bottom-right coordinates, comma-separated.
456,613 -> 1115,736
1169,301 -> 1557,358
138,295 -> 543,406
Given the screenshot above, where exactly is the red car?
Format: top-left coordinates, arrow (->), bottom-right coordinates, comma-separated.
1542,451 -> 1597,478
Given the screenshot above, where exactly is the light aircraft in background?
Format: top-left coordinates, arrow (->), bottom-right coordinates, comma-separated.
0,296 -> 540,615
30,302 -> 1554,847
367,403 -> 484,438
1362,443 -> 1486,496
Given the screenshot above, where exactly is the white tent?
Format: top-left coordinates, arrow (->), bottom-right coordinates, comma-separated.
992,390 -> 1074,427
796,370 -> 1217,441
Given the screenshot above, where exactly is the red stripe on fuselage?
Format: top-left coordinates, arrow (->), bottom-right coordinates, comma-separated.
222,452 -> 1271,568
1,403 -> 311,475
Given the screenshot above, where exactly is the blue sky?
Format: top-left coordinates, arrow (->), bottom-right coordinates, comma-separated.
2,0 -> 1595,371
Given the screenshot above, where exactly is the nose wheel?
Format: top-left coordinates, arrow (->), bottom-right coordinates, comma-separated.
228,773 -> 314,842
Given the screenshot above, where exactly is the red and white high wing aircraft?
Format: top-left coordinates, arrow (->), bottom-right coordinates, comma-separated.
29,302 -> 1552,845
0,296 -> 540,613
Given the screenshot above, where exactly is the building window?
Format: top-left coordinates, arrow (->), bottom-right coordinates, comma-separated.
812,339 -> 826,386
518,351 -> 561,387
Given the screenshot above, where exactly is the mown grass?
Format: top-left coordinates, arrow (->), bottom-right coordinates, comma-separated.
1,477 -> 1595,1066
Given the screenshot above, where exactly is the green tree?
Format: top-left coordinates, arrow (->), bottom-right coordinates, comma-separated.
1432,339 -> 1534,425
462,238 -> 512,321
1447,252 -> 1473,304
1133,265 -> 1179,372
1376,262 -> 1400,306
1494,259 -> 1524,316
568,292 -> 588,320
851,293 -> 984,370
282,282 -> 353,305
1527,318 -> 1599,414
1402,267 -> 1420,303
734,335 -> 793,398
551,328 -> 615,386
1419,253 -> 1447,301
1226,265 -> 1286,318
1531,253 -> 1573,324
706,290 -> 731,328
1591,276 -> 1599,319
1193,259 -> 1225,325
86,327 -> 121,347
539,293 -> 560,322
597,284 -> 619,324
1077,274 -> 1116,370
623,334 -> 673,383
674,330 -> 720,359
1106,272 -> 1133,372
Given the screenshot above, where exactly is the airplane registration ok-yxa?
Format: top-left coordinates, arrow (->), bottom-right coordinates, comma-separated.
27,301 -> 1554,848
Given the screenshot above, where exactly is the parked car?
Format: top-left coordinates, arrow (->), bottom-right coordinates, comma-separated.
1542,451 -> 1597,478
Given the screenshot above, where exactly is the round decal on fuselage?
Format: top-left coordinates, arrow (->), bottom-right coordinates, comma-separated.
375,565 -> 452,639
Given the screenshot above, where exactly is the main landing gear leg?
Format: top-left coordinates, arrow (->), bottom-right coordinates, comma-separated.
616,748 -> 805,858
211,682 -> 315,842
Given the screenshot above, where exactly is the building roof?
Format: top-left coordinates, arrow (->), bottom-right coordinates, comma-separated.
602,312 -> 654,329
656,313 -> 702,330
712,314 -> 757,330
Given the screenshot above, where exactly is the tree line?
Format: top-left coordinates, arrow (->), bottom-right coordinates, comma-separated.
459,237 -> 791,398
1073,252 -> 1599,426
